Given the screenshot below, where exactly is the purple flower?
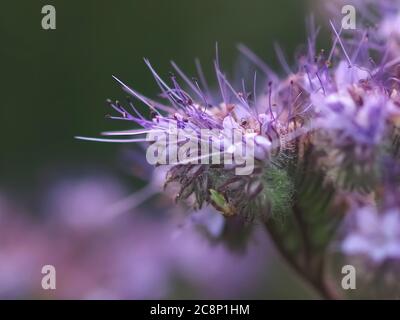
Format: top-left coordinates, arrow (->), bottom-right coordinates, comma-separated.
76,45 -> 317,219
342,206 -> 400,263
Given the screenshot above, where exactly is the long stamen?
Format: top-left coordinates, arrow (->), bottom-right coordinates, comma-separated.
329,20 -> 352,67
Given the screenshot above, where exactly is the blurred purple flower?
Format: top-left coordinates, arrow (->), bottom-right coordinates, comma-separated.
43,174 -> 127,230
0,178 -> 271,299
342,206 -> 400,263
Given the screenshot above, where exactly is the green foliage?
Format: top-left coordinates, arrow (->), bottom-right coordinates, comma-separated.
262,166 -> 294,221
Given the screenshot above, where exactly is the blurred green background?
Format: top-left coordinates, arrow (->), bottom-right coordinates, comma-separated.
0,0 -> 309,188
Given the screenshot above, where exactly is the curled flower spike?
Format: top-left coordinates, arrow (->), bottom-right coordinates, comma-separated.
78,49 -> 310,220
78,1 -> 400,299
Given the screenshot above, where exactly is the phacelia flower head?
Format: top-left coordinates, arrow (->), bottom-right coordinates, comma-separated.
78,2 -> 400,222
78,47 -> 309,220
73,0 -> 400,300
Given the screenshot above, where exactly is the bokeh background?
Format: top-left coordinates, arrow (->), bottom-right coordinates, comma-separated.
0,0 -> 324,299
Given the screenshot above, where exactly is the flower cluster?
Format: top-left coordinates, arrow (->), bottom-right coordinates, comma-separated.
79,0 -> 400,298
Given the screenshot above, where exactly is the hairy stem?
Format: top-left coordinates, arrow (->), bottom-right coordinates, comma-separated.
264,222 -> 340,300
